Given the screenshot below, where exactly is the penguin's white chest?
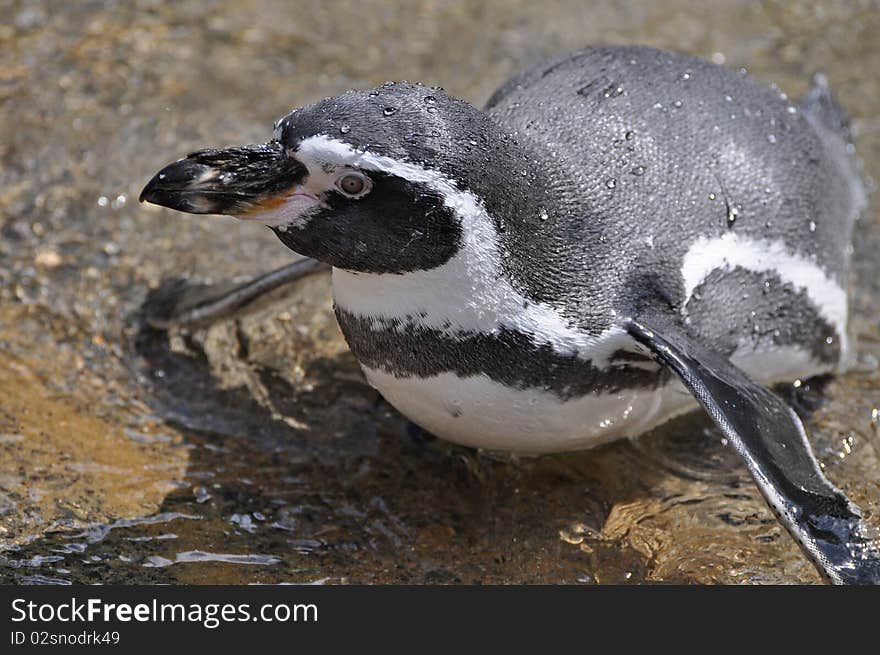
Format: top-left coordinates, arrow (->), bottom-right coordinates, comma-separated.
360,365 -> 692,454
329,246 -> 696,454
330,260 -> 827,454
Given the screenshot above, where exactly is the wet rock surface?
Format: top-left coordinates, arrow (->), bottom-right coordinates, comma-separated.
1,0 -> 879,584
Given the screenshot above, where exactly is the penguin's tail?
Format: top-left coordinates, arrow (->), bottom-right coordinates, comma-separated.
799,73 -> 852,142
800,73 -> 870,228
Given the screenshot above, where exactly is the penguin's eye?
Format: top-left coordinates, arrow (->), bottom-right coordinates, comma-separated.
335,171 -> 371,198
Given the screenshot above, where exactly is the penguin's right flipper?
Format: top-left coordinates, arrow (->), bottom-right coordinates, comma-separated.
626,315 -> 880,585
147,258 -> 330,330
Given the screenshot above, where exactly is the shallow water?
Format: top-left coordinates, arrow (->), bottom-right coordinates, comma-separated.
1,0 -> 879,584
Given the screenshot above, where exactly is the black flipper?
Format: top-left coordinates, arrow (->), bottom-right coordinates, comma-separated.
147,258 -> 330,330
626,316 -> 880,584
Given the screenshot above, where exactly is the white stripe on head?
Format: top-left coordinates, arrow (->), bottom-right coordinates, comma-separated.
680,232 -> 848,358
296,134 -> 626,365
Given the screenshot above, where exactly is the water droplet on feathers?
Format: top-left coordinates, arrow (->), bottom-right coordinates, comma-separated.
727,206 -> 738,226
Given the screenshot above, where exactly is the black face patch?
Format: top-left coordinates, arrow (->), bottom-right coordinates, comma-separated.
334,308 -> 669,400
272,172 -> 461,274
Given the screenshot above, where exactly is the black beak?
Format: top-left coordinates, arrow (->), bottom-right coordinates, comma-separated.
139,141 -> 307,215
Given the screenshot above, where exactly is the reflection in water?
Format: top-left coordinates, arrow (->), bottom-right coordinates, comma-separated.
143,552 -> 281,568
1,1 -> 879,584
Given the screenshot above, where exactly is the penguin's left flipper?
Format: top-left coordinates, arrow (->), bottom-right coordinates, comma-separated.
147,258 -> 330,330
626,316 -> 880,585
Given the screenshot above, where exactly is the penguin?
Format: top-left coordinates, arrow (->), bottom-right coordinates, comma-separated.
140,45 -> 877,584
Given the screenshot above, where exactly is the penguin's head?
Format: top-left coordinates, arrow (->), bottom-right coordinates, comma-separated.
141,83 -> 527,274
